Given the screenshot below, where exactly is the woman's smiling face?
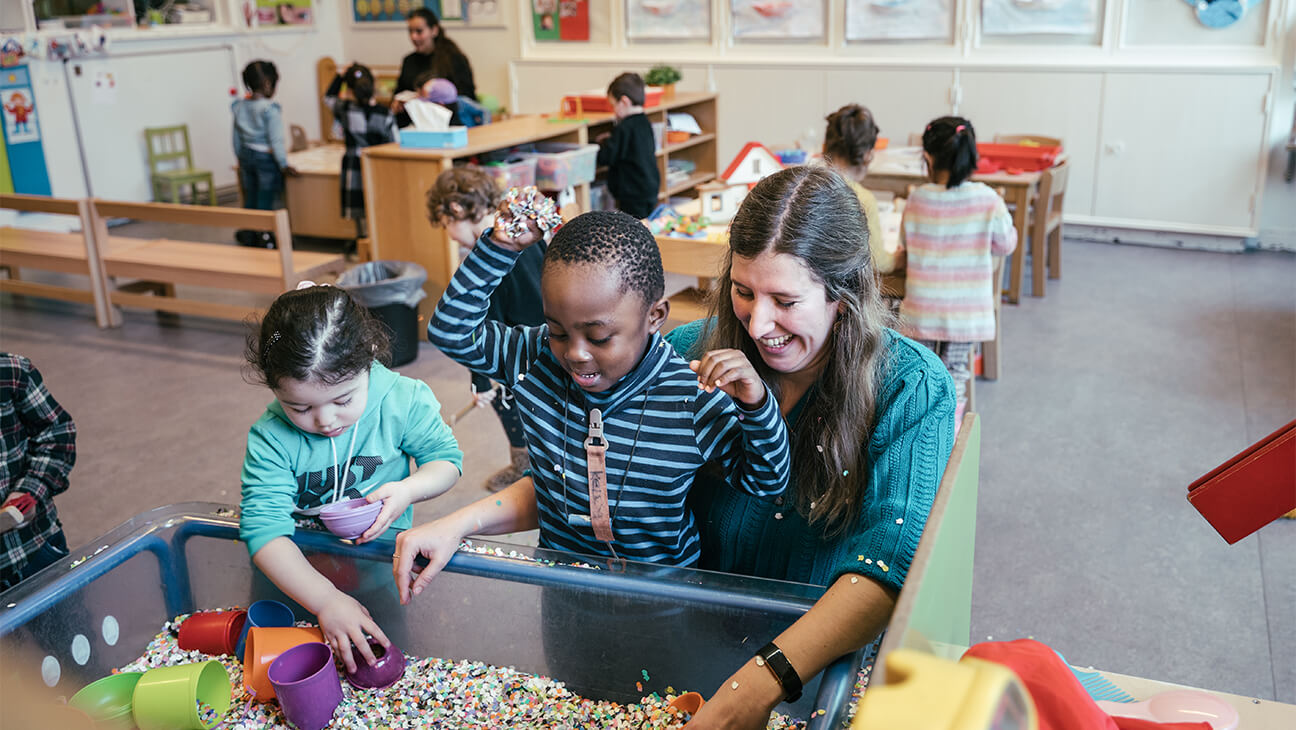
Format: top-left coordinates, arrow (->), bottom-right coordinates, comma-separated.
729,251 -> 838,377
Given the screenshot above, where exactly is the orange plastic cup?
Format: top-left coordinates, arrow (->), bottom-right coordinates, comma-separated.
242,626 -> 323,701
668,691 -> 705,715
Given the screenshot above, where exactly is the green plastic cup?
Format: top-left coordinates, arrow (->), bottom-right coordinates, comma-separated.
70,671 -> 143,730
131,660 -> 230,730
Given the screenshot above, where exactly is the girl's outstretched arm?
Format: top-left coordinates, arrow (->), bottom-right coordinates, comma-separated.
251,537 -> 390,674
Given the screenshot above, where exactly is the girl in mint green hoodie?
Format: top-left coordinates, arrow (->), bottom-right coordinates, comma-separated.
240,284 -> 463,673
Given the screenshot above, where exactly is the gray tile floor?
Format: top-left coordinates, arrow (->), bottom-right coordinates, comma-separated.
1,237 -> 1292,702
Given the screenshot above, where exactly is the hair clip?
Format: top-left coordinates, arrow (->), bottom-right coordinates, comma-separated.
955,125 -> 966,133
266,331 -> 282,349
296,280 -> 317,290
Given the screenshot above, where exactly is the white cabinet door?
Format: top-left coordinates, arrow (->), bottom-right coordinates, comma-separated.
1094,72 -> 1270,232
959,70 -> 1103,217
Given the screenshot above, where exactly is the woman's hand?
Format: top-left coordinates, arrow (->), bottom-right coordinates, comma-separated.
689,349 -> 768,409
684,660 -> 782,730
355,481 -> 413,543
315,591 -> 390,674
390,98 -> 405,114
392,517 -> 466,605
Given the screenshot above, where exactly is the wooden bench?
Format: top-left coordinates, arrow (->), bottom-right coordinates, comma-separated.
0,194 -> 121,328
92,200 -> 348,322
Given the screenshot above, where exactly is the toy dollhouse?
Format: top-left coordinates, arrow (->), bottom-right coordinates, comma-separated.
697,142 -> 783,223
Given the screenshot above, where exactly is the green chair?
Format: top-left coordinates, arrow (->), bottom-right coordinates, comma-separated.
144,125 -> 215,205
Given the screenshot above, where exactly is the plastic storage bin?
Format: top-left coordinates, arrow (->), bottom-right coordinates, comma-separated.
474,157 -> 537,191
565,86 -> 665,114
523,143 -> 600,191
975,143 -> 1061,174
0,504 -> 860,729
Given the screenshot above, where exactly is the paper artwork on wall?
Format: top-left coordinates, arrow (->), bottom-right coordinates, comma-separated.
731,0 -> 826,40
352,0 -> 450,23
466,0 -> 506,25
845,0 -> 952,41
248,0 -> 315,28
981,0 -> 1098,36
626,0 -> 711,40
535,1 -> 591,42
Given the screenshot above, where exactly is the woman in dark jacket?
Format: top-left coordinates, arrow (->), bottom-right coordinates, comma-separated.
392,8 -> 476,127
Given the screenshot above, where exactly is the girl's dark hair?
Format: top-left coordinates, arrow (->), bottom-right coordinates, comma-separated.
922,115 -> 978,188
344,63 -> 376,105
242,60 -> 279,96
245,286 -> 391,390
707,166 -> 892,537
426,166 -> 500,224
408,7 -> 470,84
823,104 -> 880,171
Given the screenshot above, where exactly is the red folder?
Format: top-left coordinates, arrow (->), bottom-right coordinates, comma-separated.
1187,418 -> 1296,544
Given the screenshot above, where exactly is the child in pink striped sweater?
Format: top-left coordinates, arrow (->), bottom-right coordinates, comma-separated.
900,116 -> 1016,423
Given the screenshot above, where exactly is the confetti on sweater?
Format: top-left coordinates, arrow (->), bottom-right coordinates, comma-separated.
117,613 -> 808,729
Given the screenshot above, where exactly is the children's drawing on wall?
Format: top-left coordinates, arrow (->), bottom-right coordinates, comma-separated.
730,0 -> 826,40
246,0 -> 315,27
3,89 -> 38,144
534,0 -> 590,41
844,0 -> 952,41
981,0 -> 1097,35
625,0 -> 711,40
466,0 -> 505,25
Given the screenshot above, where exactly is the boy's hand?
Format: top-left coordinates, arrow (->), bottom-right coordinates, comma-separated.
595,130 -> 611,144
392,518 -> 465,605
471,382 -> 499,409
689,349 -> 768,409
356,482 -> 412,543
316,592 -> 390,673
489,207 -> 544,251
489,187 -> 560,252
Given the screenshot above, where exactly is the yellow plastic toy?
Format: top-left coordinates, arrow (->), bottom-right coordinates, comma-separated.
852,649 -> 1038,730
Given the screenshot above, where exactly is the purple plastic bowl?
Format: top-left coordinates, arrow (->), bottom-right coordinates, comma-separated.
318,498 -> 382,539
345,639 -> 407,690
267,642 -> 342,730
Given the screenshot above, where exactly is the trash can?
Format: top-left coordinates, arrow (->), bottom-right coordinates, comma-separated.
337,261 -> 428,367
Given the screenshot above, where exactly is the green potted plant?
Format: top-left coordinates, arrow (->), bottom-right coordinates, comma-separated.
645,64 -> 681,99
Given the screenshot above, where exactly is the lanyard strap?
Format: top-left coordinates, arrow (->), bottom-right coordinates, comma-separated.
584,408 -> 614,543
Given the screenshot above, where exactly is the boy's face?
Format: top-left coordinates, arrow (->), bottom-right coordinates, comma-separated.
273,370 -> 370,438
441,214 -> 490,249
542,262 -> 668,393
610,94 -> 634,120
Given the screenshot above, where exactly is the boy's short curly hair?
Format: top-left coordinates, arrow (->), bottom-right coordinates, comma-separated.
544,210 -> 664,308
426,167 -> 501,224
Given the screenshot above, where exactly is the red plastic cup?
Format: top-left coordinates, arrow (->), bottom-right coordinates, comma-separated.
178,610 -> 247,656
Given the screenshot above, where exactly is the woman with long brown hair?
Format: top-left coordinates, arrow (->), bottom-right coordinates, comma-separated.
392,8 -> 476,125
667,165 -> 956,728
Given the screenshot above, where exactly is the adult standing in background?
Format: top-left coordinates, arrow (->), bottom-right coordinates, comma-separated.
392,7 -> 477,127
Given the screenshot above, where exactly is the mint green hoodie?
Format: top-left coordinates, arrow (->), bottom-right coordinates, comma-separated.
239,362 -> 463,556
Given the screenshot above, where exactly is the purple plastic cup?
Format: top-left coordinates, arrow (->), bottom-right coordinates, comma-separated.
345,639 -> 406,690
267,642 -> 342,730
318,498 -> 383,540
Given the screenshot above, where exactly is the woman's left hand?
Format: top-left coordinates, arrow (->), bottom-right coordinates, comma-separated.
689,349 -> 768,409
355,482 -> 412,543
684,661 -> 781,729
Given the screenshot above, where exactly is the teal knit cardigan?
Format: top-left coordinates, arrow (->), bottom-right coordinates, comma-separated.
665,320 -> 956,593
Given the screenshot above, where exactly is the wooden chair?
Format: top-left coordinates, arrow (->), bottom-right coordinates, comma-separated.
144,125 -> 216,205
1027,161 -> 1068,297
993,133 -> 1063,148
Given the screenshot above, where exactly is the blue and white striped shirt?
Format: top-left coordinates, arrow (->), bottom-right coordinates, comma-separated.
429,235 -> 791,565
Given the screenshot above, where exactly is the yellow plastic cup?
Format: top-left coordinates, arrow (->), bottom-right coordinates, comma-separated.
131,660 -> 230,730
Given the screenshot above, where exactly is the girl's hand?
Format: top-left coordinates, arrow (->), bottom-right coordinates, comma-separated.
689,349 -> 768,409
392,518 -> 465,605
316,592 -> 390,674
282,165 -> 299,177
356,482 -> 413,544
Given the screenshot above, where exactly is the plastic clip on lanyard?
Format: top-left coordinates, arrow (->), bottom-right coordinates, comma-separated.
584,408 -> 615,543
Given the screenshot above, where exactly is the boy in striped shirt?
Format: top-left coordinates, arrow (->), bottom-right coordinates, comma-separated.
396,210 -> 790,599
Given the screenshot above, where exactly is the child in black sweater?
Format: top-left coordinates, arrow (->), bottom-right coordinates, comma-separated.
425,168 -> 544,491
595,73 -> 660,219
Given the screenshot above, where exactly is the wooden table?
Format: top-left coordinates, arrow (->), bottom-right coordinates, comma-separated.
284,145 -> 356,240
361,116 -> 591,316
865,147 -> 1043,305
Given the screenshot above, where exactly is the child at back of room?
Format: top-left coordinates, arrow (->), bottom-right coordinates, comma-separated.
398,207 -> 792,601
411,70 -> 462,127
232,60 -> 296,248
595,73 -> 661,219
239,284 -> 462,672
823,104 -> 899,275
900,116 -> 1016,425
0,354 -> 75,591
324,63 -> 398,240
425,168 -> 545,492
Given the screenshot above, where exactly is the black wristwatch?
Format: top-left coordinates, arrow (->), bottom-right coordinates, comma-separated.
756,641 -> 803,703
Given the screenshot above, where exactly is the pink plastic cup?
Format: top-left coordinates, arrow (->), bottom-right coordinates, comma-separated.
318,498 -> 383,540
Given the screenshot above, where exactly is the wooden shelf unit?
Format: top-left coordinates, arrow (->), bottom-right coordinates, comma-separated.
586,92 -> 719,203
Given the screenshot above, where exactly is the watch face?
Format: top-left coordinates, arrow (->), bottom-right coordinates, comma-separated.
1196,0 -> 1246,28
990,681 -> 1033,730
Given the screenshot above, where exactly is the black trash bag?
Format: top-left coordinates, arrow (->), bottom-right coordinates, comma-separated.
338,261 -> 429,366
